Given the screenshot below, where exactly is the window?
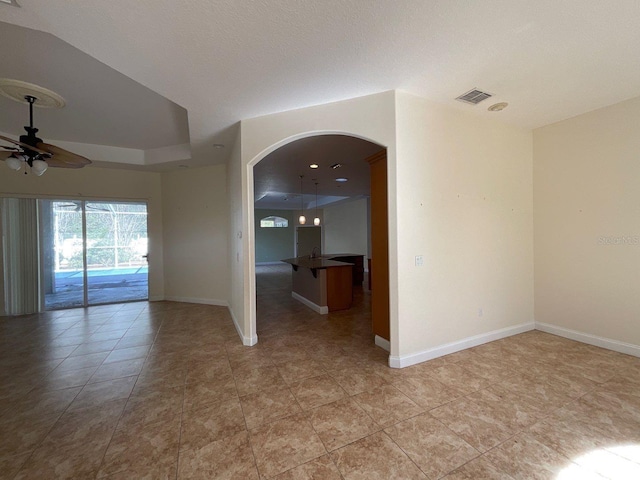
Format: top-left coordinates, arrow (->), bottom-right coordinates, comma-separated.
260,216 -> 288,228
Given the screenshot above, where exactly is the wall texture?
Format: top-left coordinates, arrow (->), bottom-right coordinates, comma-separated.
161,164 -> 229,305
0,165 -> 164,301
534,96 -> 640,352
323,198 -> 369,258
394,92 -> 534,364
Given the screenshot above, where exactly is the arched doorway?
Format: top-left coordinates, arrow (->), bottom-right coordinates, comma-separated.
248,133 -> 390,353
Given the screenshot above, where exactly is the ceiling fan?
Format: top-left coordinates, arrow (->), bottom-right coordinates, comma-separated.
0,80 -> 92,175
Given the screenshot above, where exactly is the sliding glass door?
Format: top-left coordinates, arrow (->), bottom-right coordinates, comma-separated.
41,200 -> 86,309
41,200 -> 148,310
85,202 -> 148,305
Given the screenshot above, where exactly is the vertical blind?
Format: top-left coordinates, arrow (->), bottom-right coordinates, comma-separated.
2,198 -> 39,315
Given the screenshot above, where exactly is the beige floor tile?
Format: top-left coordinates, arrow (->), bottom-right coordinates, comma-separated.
103,344 -> 150,364
527,411 -> 610,460
97,418 -> 180,478
277,359 -> 326,384
70,340 -> 118,358
234,365 -> 287,396
385,413 -> 479,478
272,455 -> 342,480
240,385 -> 302,430
307,397 -> 380,451
1,270 -> 638,479
183,376 -> 238,411
430,398 -> 515,452
328,366 -> 388,396
428,364 -> 491,395
497,374 -> 573,412
0,452 -> 31,479
249,412 -> 326,478
41,365 -> 98,390
466,385 -> 544,430
0,413 -> 61,458
330,431 -> 426,479
115,333 -> 156,349
68,376 -> 136,411
16,437 -> 109,480
42,399 -> 126,448
55,351 -> 110,371
118,385 -> 183,429
177,431 -> 258,480
179,397 -> 246,451
484,433 -> 575,479
391,374 -> 461,410
89,357 -> 144,383
441,455 -> 514,479
290,374 -> 348,410
9,386 -> 82,421
352,384 -> 423,428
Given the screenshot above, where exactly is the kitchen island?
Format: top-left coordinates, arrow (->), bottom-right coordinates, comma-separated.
281,254 -> 360,313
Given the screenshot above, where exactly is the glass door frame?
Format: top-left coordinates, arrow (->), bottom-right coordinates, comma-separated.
38,197 -> 149,311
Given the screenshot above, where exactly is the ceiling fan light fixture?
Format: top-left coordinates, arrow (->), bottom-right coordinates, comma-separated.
0,84 -> 92,176
5,155 -> 23,171
31,159 -> 48,176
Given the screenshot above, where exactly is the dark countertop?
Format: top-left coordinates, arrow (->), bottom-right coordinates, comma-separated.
281,255 -> 356,270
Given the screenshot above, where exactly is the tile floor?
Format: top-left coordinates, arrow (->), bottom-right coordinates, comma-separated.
0,264 -> 638,478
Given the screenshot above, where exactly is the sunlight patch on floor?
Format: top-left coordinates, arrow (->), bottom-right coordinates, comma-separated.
558,445 -> 640,479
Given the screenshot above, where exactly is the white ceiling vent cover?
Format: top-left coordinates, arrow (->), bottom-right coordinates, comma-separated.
456,89 -> 493,105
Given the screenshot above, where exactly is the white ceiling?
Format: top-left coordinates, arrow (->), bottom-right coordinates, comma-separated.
2,0 -> 640,172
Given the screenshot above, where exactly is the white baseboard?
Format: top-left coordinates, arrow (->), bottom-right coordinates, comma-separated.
163,296 -> 228,307
536,322 -> 640,358
389,322 -> 535,368
375,335 -> 390,352
228,307 -> 258,346
148,295 -> 164,302
292,292 -> 328,315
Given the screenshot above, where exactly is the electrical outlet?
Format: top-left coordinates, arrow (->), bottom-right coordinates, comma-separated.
415,255 -> 424,267
478,308 -> 483,317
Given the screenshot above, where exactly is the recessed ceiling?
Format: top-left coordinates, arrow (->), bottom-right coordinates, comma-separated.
254,135 -> 382,210
0,21 -> 189,151
2,1 -> 640,172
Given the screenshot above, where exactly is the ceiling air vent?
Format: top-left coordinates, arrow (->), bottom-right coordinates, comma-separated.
456,88 -> 493,105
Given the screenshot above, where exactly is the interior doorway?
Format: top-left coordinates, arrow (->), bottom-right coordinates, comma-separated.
40,200 -> 149,310
251,133 -> 389,349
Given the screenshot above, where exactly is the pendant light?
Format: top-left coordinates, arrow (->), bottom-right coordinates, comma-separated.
313,181 -> 320,226
298,175 -> 306,225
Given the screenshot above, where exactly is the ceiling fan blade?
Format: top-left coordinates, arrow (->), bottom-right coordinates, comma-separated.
36,143 -> 92,168
1,151 -> 14,160
0,134 -> 50,155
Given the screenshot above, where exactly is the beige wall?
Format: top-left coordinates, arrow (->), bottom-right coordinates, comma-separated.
0,166 -> 164,300
161,164 -> 229,304
324,198 -> 369,258
394,92 -> 534,363
231,90 -> 534,363
534,96 -> 640,352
